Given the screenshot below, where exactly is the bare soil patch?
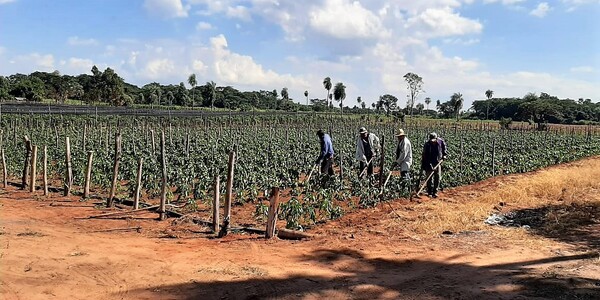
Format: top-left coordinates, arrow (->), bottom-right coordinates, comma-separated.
1,157 -> 599,299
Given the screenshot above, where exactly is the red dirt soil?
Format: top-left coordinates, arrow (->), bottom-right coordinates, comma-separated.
1,158 -> 599,300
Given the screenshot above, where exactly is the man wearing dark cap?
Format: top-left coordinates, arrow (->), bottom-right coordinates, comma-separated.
355,127 -> 380,178
316,129 -> 335,176
421,132 -> 447,198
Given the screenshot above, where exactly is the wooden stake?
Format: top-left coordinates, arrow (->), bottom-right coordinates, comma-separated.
43,146 -> 48,196
29,145 -> 37,192
134,157 -> 143,210
1,148 -> 6,188
84,151 -> 94,198
159,131 -> 167,220
107,133 -> 122,206
265,187 -> 280,239
21,136 -> 32,189
212,175 -> 220,233
378,134 -> 386,188
219,147 -> 236,237
64,137 -> 72,196
150,129 -> 156,154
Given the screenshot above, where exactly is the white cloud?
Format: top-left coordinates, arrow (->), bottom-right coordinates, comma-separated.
561,0 -> 600,11
0,0 -> 16,4
142,58 -> 177,79
13,53 -> 55,71
406,7 -> 483,38
67,36 -> 99,46
530,2 -> 551,17
483,0 -> 526,5
309,0 -> 389,39
143,0 -> 189,18
570,66 -> 595,73
67,58 -> 95,74
196,21 -> 213,31
210,34 -> 309,87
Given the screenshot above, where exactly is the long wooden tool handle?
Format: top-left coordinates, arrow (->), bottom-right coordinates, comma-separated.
359,157 -> 374,178
305,164 -> 318,184
415,160 -> 444,196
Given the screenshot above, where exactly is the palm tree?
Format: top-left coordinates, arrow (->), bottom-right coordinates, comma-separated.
451,92 -> 464,122
323,77 -> 332,107
304,90 -> 309,105
188,74 -> 197,109
206,81 -> 216,110
357,96 -> 362,106
485,89 -> 494,119
333,82 -> 346,115
424,97 -> 431,111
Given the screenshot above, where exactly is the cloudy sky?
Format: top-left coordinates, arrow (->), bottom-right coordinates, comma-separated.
0,0 -> 598,108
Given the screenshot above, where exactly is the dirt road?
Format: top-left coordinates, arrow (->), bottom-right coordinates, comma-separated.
1,158 -> 599,300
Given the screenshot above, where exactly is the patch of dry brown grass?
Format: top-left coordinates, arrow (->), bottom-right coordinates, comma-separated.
404,157 -> 600,236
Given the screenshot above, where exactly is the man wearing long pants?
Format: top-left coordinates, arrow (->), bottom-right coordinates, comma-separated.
421,132 -> 447,198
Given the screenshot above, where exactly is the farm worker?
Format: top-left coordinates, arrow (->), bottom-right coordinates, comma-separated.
421,132 -> 448,198
393,128 -> 412,180
315,129 -> 335,176
355,127 -> 380,178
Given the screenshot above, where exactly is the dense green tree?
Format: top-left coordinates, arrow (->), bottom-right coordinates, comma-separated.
188,73 -> 197,108
377,94 -> 398,116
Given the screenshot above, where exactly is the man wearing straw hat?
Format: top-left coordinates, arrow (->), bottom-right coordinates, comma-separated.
393,128 -> 412,181
355,127 -> 380,178
421,132 -> 447,198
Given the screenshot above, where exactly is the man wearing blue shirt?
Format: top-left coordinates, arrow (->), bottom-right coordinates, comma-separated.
315,130 -> 335,176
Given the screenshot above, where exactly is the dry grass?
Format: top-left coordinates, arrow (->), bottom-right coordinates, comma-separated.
404,157 -> 600,236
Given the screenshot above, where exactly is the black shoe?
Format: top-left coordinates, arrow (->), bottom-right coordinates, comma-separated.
432,193 -> 438,198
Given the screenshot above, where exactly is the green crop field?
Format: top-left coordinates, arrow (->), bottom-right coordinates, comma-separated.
1,113 -> 599,230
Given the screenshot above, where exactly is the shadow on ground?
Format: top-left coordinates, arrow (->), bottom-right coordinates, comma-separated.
121,248 -> 599,300
505,202 -> 600,251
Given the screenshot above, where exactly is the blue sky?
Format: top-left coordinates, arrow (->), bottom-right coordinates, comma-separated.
0,0 -> 598,108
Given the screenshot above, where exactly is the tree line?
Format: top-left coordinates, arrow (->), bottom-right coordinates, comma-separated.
0,67 -> 597,124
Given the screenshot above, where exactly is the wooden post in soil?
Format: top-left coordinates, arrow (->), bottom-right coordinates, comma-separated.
219,146 -> 236,238
82,124 -> 87,152
133,157 -> 143,210
150,129 -> 156,155
64,137 -> 73,196
491,139 -> 496,176
265,187 -> 280,239
83,151 -> 94,199
378,134 -> 386,188
42,146 -> 48,196
29,145 -> 37,193
1,148 -> 7,188
107,133 -> 122,207
21,136 -> 32,190
212,175 -> 220,233
159,131 -> 167,220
